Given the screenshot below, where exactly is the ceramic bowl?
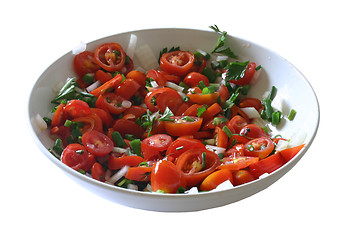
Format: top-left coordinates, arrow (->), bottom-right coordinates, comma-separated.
28,28 -> 319,212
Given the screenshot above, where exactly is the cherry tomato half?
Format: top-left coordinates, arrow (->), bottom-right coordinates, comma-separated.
199,169 -> 233,191
64,100 -> 91,119
232,170 -> 255,186
151,160 -> 186,193
160,51 -> 195,76
218,156 -> 259,171
229,62 -> 257,86
73,51 -> 100,78
176,149 -> 220,187
183,72 -> 209,88
94,42 -> 126,72
164,116 -> 203,136
166,137 -> 206,162
141,134 -> 173,160
61,143 -> 95,172
244,137 -> 275,159
91,162 -> 105,182
81,130 -> 114,157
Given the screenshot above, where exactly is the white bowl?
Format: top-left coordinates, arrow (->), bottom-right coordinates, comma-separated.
28,28 -> 319,212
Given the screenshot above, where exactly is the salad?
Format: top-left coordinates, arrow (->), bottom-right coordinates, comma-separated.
38,25 -> 305,194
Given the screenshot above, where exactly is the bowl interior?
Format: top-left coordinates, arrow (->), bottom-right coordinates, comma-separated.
28,28 -> 319,212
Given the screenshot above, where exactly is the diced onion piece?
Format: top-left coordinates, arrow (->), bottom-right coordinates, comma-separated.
275,139 -> 289,151
127,184 -> 139,191
205,145 -> 226,155
288,131 -> 307,148
216,55 -> 228,61
86,80 -> 101,93
165,81 -> 184,92
72,41 -> 86,55
271,94 -> 285,113
196,49 -> 208,57
251,117 -> 268,129
135,44 -> 159,70
240,107 -> 261,119
112,147 -> 128,154
150,80 -> 159,88
104,169 -> 112,181
34,114 -> 47,130
126,34 -> 137,59
106,165 -> 130,185
212,180 -> 233,191
122,100 -> 132,108
185,187 -> 199,194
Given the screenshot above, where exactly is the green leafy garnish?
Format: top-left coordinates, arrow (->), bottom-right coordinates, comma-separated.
158,107 -> 175,122
224,61 -> 250,82
197,105 -> 207,117
159,46 -> 180,63
209,25 -> 237,58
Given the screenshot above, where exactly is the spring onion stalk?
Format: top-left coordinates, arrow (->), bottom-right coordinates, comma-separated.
129,139 -> 142,156
271,111 -> 282,125
222,125 -> 233,138
111,131 -> 127,148
288,109 -> 297,120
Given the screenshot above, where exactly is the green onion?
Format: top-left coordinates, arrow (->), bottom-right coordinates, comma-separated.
76,150 -> 85,155
269,86 -> 277,101
43,117 -> 52,127
64,119 -> 73,127
175,146 -> 184,151
197,105 -> 207,117
202,152 -> 206,170
181,116 -> 195,122
262,98 -> 273,121
271,111 -> 282,125
222,125 -> 233,138
78,169 -> 86,174
247,145 -> 255,151
111,131 -> 127,148
213,117 -> 227,126
288,109 -> 297,120
129,139 -> 142,157
197,81 -> 207,90
139,162 -> 149,167
176,186 -> 186,194
201,67 -> 216,83
52,138 -> 63,155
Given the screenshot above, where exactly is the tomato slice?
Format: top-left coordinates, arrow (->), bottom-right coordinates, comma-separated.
151,160 -> 186,193
64,100 -> 91,119
51,103 -> 66,128
165,137 -> 206,162
160,51 -> 195,76
61,143 -> 95,172
95,92 -> 126,115
227,115 -> 248,134
215,126 -> 228,149
108,155 -> 145,170
176,149 -> 220,187
141,134 -> 173,160
229,62 -> 257,86
144,87 -> 182,113
89,74 -> 123,97
115,78 -> 141,100
248,152 -> 285,178
82,130 -> 114,157
164,116 -> 203,136
112,119 -> 145,139
126,70 -> 147,87
73,51 -> 100,78
244,137 -> 275,159
218,156 -> 259,171
239,124 -> 268,139
95,69 -> 113,84
90,108 -> 114,128
187,92 -> 220,106
239,97 -> 264,113
94,42 -> 126,72
125,166 -> 153,182
201,103 -> 222,123
199,169 -> 233,191
72,115 -> 103,133
158,70 -> 181,84
279,144 -> 305,163
91,162 -> 105,182
232,170 -> 255,186
183,72 -> 209,87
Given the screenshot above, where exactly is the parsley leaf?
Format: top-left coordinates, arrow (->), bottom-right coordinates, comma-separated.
159,46 -> 181,63
158,107 -> 175,122
197,105 -> 207,117
224,61 -> 250,82
209,25 -> 237,58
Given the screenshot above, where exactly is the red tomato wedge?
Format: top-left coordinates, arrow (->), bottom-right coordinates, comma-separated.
81,130 -> 114,157
200,169 -> 233,191
94,42 -> 126,72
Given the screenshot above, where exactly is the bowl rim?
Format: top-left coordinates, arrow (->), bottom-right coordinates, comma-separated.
27,26 -> 320,201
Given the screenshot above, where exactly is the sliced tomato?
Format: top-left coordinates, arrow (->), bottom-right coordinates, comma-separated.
91,162 -> 105,182
175,149 -> 220,187
126,70 -> 147,87
244,137 -> 275,159
199,169 -> 233,191
81,130 -> 114,157
73,51 -> 100,78
239,97 -> 264,113
112,119 -> 145,139
90,108 -> 114,128
218,156 -> 259,171
64,100 -> 91,119
115,78 -> 141,100
183,72 -> 209,88
218,84 -> 230,104
187,92 -> 220,106
215,127 -> 228,149
232,170 -> 255,186
279,144 -> 305,163
182,103 -> 203,117
95,92 -> 126,115
94,42 -> 126,72
89,74 -> 123,97
151,160 -> 186,193
122,106 -> 147,120
239,124 -> 268,139
94,69 -> 112,84
227,115 -> 248,134
72,115 -> 102,133
201,103 -> 223,123
146,69 -> 167,87
158,70 -> 181,84
248,152 -> 285,178
51,103 -> 66,128
165,137 -> 206,162
160,51 -> 195,76
228,135 -> 251,147
144,87 -> 182,113
61,143 -> 95,172
164,116 -> 203,136
229,62 -> 257,86
141,134 -> 173,160
125,166 -> 153,182
108,155 -> 145,170
225,143 -> 245,158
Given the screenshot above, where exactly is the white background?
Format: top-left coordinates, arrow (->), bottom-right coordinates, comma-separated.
1,0 -> 359,239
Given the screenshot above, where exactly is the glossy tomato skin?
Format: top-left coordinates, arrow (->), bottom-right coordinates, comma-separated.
94,42 -> 126,72
61,143 -> 95,172
244,137 -> 275,159
227,115 -> 248,134
199,169 -> 233,191
183,72 -> 209,87
151,160 -> 186,193
112,119 -> 145,139
73,51 -> 100,78
218,156 -> 259,171
64,100 -> 91,119
229,62 -> 257,86
95,93 -> 126,115
165,137 -> 206,162
164,116 -> 203,136
91,162 -> 105,182
232,170 -> 255,186
176,149 -> 220,187
248,152 -> 285,178
108,155 -> 144,170
160,51 -> 195,76
141,134 -> 173,160
144,87 -> 182,114
239,124 -> 268,139
82,130 -> 114,157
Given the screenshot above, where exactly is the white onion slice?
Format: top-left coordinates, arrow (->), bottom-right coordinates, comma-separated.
72,41 -> 86,55
34,114 -> 47,131
240,107 -> 261,119
86,80 -> 101,93
106,165 -> 130,185
122,100 -> 132,108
